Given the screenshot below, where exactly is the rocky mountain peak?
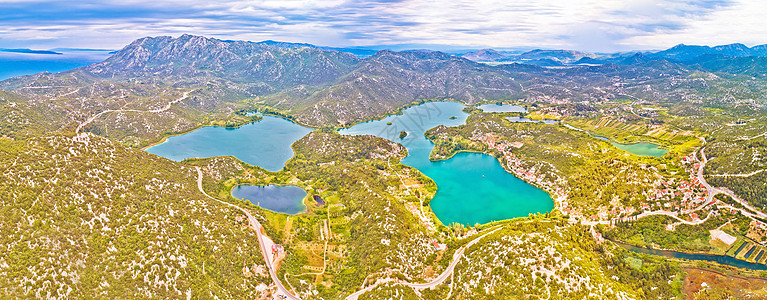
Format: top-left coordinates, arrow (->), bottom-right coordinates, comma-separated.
461,49 -> 508,62
82,34 -> 361,86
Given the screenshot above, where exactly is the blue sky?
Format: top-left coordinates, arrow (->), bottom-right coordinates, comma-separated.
0,0 -> 765,52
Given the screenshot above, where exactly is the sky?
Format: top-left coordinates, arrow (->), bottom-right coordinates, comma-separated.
1,0 -> 766,52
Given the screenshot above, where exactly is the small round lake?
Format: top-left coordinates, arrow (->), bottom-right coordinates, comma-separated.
477,103 -> 527,113
231,185 -> 307,214
562,123 -> 668,157
145,116 -> 313,172
341,101 -> 553,225
147,101 -> 554,224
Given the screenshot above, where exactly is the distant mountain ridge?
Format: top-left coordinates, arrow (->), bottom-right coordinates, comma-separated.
462,48 -> 621,66
649,43 -> 766,61
461,49 -> 507,61
0,48 -> 62,55
1,34 -> 766,142
460,42 -> 767,67
3,34 -> 767,300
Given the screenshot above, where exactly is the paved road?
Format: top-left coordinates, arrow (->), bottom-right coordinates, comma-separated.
630,210 -> 710,225
709,169 -> 765,177
582,149 -> 765,228
75,91 -> 190,133
717,188 -> 767,219
195,167 -> 299,300
692,146 -> 717,210
346,227 -> 501,299
582,210 -> 712,227
695,147 -> 767,219
404,228 -> 500,290
739,131 -> 767,141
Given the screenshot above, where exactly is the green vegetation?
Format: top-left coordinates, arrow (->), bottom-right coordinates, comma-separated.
4,34 -> 767,298
283,131 -> 439,297
603,215 -> 745,253
450,219 -> 681,299
358,283 -> 420,300
426,112 -> 677,215
0,134 -> 269,298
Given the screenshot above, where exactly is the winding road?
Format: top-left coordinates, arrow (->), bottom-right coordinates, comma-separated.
403,227 -> 499,290
583,140 -> 767,227
709,169 -> 765,177
694,147 -> 767,219
346,227 -> 500,299
75,91 -> 191,134
195,167 -> 300,300
623,210 -> 713,226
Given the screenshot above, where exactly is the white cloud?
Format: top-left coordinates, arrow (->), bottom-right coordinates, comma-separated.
624,0 -> 767,49
0,0 -> 757,51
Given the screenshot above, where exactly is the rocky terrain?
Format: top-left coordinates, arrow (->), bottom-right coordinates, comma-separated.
0,133 -> 272,298
3,34 -> 767,141
3,34 -> 767,299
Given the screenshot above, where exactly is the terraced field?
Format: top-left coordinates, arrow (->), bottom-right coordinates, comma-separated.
727,239 -> 767,264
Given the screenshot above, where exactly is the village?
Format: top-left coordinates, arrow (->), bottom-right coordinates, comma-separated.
475,129 -> 767,247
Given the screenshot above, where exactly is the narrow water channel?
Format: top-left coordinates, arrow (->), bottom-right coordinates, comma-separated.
617,241 -> 767,271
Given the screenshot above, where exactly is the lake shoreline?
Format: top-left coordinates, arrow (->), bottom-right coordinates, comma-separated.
561,122 -> 669,157
428,147 -> 563,211
140,114 -> 297,151
147,101 -> 555,225
231,184 -> 309,215
145,115 -> 312,172
341,101 -> 554,225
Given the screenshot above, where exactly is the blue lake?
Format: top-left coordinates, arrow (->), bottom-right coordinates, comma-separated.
591,135 -> 610,141
477,103 -> 527,113
231,185 -> 307,214
341,102 -> 553,225
147,102 -> 553,223
146,116 -> 313,172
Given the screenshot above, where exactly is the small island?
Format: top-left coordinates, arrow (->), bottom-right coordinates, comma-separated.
399,131 -> 408,139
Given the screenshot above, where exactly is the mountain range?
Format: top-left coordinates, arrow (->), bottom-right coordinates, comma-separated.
460,43 -> 767,67
1,33 -> 767,299
1,34 -> 766,145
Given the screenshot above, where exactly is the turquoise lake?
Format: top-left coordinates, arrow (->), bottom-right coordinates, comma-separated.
147,102 -> 554,223
146,116 -> 313,172
611,142 -> 668,157
341,101 -> 553,225
231,185 -> 307,214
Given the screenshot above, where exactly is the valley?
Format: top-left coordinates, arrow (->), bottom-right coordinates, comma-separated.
2,34 -> 767,299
